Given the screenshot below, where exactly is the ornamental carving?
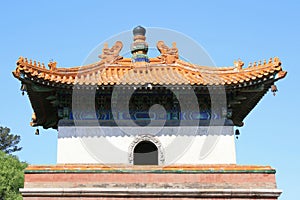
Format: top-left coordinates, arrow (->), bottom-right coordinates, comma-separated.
48,61 -> 57,71
157,41 -> 179,64
128,135 -> 165,165
99,41 -> 123,64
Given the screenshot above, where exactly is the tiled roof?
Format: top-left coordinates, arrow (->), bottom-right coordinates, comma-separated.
13,56 -> 286,87
11,38 -> 287,129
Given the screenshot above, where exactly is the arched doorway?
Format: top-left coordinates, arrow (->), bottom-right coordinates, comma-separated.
133,141 -> 158,165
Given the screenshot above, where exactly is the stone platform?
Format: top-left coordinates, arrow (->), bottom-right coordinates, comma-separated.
21,164 -> 281,199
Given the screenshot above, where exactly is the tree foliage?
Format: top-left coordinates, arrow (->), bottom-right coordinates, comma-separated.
0,150 -> 27,200
0,127 -> 22,154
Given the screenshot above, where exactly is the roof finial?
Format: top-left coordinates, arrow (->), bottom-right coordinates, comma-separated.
133,25 -> 146,36
234,59 -> 244,70
99,41 -> 123,64
157,41 -> 179,64
131,25 -> 149,63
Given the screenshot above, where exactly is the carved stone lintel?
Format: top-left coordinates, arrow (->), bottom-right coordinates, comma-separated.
157,41 -> 179,64
99,41 -> 123,64
128,135 -> 165,165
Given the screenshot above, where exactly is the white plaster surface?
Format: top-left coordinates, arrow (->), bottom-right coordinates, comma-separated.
57,126 -> 236,164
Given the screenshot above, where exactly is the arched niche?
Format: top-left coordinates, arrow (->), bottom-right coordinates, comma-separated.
128,135 -> 165,165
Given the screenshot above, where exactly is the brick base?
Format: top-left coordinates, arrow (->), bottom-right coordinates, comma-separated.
21,164 -> 281,199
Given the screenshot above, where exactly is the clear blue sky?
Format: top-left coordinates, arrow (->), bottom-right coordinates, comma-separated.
0,1 -> 299,199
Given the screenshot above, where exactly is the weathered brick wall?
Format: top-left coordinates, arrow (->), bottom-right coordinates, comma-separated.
21,165 -> 281,199
24,172 -> 277,189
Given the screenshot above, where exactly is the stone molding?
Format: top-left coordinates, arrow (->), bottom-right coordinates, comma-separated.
57,126 -> 234,138
128,135 -> 165,165
20,188 -> 282,198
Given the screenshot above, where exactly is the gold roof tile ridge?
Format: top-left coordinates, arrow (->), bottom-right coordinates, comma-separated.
14,55 -> 285,86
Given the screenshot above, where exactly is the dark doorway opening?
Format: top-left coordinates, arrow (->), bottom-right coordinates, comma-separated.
133,141 -> 158,165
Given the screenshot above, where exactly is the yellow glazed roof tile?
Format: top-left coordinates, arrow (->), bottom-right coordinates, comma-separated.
13,53 -> 286,87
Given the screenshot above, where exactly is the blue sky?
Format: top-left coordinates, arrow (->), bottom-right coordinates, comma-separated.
0,1 -> 299,199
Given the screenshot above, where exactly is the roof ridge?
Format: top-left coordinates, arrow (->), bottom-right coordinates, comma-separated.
13,56 -> 286,87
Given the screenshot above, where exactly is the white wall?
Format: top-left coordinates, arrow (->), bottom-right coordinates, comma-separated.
57,126 -> 236,165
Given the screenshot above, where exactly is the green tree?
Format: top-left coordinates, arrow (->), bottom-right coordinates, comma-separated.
0,150 -> 27,200
0,127 -> 22,154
